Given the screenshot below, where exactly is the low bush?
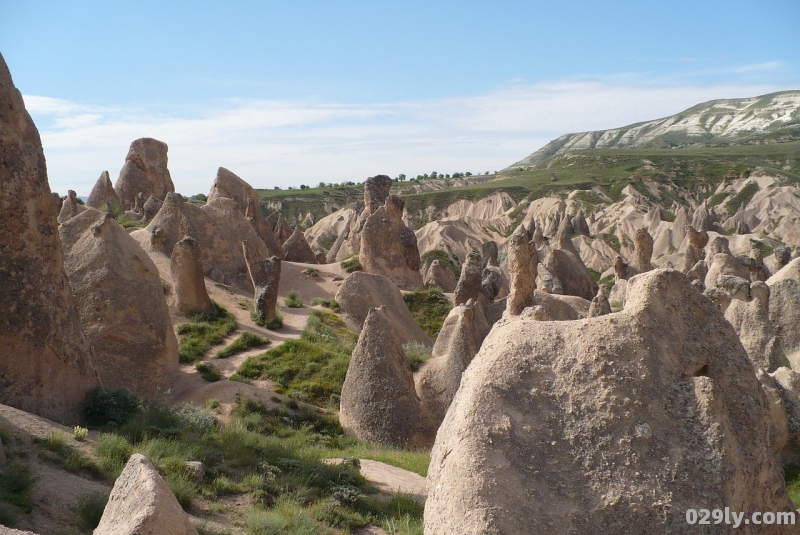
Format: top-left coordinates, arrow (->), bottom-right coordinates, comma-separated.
74,492 -> 109,530
84,387 -> 140,428
310,298 -> 340,312
196,362 -> 221,382
341,255 -> 363,273
403,342 -> 433,372
251,309 -> 283,330
284,290 -> 303,308
217,331 -> 270,358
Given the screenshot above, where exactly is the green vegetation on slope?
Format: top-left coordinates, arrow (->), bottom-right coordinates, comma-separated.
217,331 -> 271,358
403,288 -> 453,340
176,303 -> 237,363
420,249 -> 461,278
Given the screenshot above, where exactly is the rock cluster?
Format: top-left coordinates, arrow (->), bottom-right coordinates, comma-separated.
113,138 -> 175,210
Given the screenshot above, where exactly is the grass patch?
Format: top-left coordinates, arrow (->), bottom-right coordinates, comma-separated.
403,342 -> 432,372
36,432 -> 105,480
177,303 -> 237,363
786,463 -> 800,507
217,331 -> 270,359
724,181 -> 760,214
116,214 -> 148,229
420,250 -> 460,279
341,255 -> 363,273
251,308 -> 284,330
0,463 -> 35,515
311,298 -> 340,312
319,235 -> 337,250
238,310 -> 357,406
402,288 -> 453,340
285,290 -> 303,308
74,492 -> 109,530
196,362 -> 221,382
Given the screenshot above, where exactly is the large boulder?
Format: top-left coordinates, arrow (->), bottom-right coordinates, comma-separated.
0,53 -> 99,421
95,453 -> 198,535
86,170 -> 120,210
170,236 -> 214,316
335,272 -> 432,346
282,225 -> 319,264
359,195 -> 423,290
340,307 -> 435,449
133,193 -> 270,291
767,258 -> 800,370
543,247 -> 598,300
207,167 -> 283,258
425,269 -> 793,534
113,138 -> 175,210
60,210 -> 179,395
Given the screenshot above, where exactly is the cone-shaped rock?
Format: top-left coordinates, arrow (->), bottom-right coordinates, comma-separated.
454,251 -> 483,306
424,259 -> 457,292
0,53 -> 99,420
86,170 -> 120,210
114,138 -> 175,209
57,189 -> 86,224
171,236 -> 214,315
282,225 -> 319,263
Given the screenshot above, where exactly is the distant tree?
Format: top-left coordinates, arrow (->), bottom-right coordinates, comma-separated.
485,171 -> 489,175
398,174 -> 406,181
193,193 -> 208,202
75,197 -> 85,205
318,181 -> 326,188
445,174 -> 450,179
300,184 -> 308,190
274,186 -> 280,190
431,171 -> 438,179
465,172 -> 472,177
288,186 -> 295,190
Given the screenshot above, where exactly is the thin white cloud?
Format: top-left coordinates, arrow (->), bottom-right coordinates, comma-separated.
24,79 -> 788,196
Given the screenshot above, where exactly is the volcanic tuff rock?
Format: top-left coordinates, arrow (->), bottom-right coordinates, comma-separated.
423,259 -> 457,292
94,454 -> 198,535
724,281 -> 783,371
208,167 -> 283,258
170,236 -> 214,315
86,170 -> 120,210
282,225 -> 319,263
339,307 -> 435,449
505,225 -> 537,315
113,138 -> 175,210
767,258 -> 800,370
132,193 -> 270,291
142,195 -> 162,221
359,194 -> 423,290
242,241 -> 281,324
57,189 -> 86,224
335,271 -> 432,346
454,251 -> 484,306
425,269 -> 793,534
0,52 -> 99,421
59,210 -> 179,395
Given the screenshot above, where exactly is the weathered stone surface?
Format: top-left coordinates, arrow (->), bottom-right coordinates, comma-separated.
724,281 -> 783,371
282,225 -> 319,264
142,195 -> 162,221
543,247 -> 598,300
765,367 -> 800,463
57,190 -> 86,224
113,138 -> 175,210
170,236 -> 213,315
359,195 -> 422,290
536,263 -> 563,294
335,272 -> 432,346
767,258 -> 800,370
415,301 -> 483,426
60,210 -> 178,395
340,307 -> 435,449
95,453 -> 198,535
481,241 -> 499,269
242,241 -> 281,324
0,53 -> 99,421
272,213 -> 292,244
587,288 -> 612,317
572,210 -> 590,236
705,251 -> 750,289
480,265 -> 503,304
364,174 -> 393,212
631,228 -> 653,273
425,269 -> 793,534
505,226 -> 537,315
423,259 -> 457,293
133,193 -> 270,291
208,167 -> 283,258
86,170 -> 120,210
454,251 -> 484,306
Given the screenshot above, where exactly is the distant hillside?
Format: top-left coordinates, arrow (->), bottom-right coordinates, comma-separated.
508,90 -> 800,169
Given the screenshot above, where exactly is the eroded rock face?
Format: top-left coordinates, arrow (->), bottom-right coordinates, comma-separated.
340,307 -> 435,449
142,195 -> 162,221
272,213 -> 292,245
57,190 -> 86,224
415,301 -> 482,426
425,269 -> 793,534
335,271 -> 432,346
170,236 -> 213,315
588,289 -> 612,317
767,258 -> 800,370
543,247 -> 598,300
480,265 -> 503,304
631,228 -> 654,273
454,251 -> 484,306
208,167 -> 283,258
242,241 -> 281,324
423,260 -> 457,292
536,263 -> 563,294
113,138 -> 175,210
364,174 -> 393,212
505,226 -> 537,315
60,210 -> 179,395
0,53 -> 99,420
282,225 -> 319,264
95,454 -> 198,535
86,170 -> 120,210
359,195 -> 423,290
724,281 -> 783,371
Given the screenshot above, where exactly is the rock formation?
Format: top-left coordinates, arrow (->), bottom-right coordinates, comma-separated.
588,288 -> 612,317
94,454 -> 198,535
631,228 -> 654,273
60,210 -> 179,395
340,307 -> 435,449
57,190 -> 86,224
480,264 -> 503,303
208,167 -> 283,258
142,195 -> 162,221
543,246 -> 598,301
282,225 -> 319,263
0,52 -> 99,421
505,226 -> 537,315
415,300 -> 483,426
767,258 -> 800,370
454,251 -> 484,306
481,241 -> 499,269
242,241 -> 281,325
170,236 -> 214,315
724,281 -> 783,371
335,272 -> 433,346
536,264 -> 563,294
113,138 -> 175,209
86,170 -> 120,210
326,174 -> 392,263
705,237 -> 750,289
359,195 -> 423,290
423,260 -> 457,292
425,269 -> 794,534
272,213 -> 292,244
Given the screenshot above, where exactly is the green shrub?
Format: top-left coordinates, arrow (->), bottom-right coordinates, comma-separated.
402,288 -> 452,339
97,434 -> 132,474
166,474 -> 198,509
310,298 -> 340,312
196,361 -> 221,382
73,426 -> 89,442
284,290 -> 303,308
403,342 -> 432,372
74,492 -> 109,529
177,303 -> 237,363
251,309 -> 283,330
0,463 -> 35,513
787,463 -> 800,507
84,388 -> 140,428
725,182 -> 759,214
420,249 -> 461,278
341,255 -> 363,273
217,331 -> 270,358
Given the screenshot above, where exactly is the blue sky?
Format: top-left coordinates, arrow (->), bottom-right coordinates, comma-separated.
1,0 -> 798,195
